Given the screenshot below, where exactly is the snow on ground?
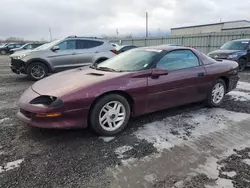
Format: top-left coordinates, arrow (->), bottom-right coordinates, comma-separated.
115,146 -> 133,159
134,108 -> 250,151
243,159 -> 250,166
99,137 -> 115,142
0,118 -> 10,124
237,81 -> 250,91
228,91 -> 250,101
0,159 -> 24,174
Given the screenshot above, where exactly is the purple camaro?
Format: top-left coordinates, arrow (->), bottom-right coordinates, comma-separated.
17,46 -> 239,135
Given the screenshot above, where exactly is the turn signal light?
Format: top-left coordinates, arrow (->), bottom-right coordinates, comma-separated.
36,113 -> 61,118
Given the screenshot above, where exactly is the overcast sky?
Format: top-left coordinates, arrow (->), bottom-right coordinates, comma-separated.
0,0 -> 250,40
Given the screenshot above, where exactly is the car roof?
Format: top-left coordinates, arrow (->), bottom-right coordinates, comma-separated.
141,45 -> 195,52
231,39 -> 250,42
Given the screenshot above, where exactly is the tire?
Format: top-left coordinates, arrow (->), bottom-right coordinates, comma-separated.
205,79 -> 226,107
238,58 -> 246,72
27,62 -> 48,81
0,50 -> 6,55
89,94 -> 131,136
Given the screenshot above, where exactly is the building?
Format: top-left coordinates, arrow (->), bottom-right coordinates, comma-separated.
171,20 -> 250,35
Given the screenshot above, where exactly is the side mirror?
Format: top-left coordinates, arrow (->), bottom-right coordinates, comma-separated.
51,46 -> 60,51
151,68 -> 168,77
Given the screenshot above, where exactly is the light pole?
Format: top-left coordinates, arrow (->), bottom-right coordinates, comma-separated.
146,12 -> 148,38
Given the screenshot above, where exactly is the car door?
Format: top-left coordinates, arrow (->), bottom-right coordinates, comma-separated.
74,40 -> 104,66
147,49 -> 209,113
48,39 -> 77,72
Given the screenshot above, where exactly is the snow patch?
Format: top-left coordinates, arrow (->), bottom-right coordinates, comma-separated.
144,174 -> 157,184
0,118 -> 10,124
115,146 -> 133,159
0,159 -> 24,174
243,159 -> 250,166
99,137 -> 115,142
193,157 -> 234,188
228,91 -> 250,101
221,171 -> 237,178
237,81 -> 250,91
134,108 -> 250,151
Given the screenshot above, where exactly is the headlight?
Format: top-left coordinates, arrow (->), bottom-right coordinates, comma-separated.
13,53 -> 30,59
29,95 -> 63,107
228,53 -> 239,59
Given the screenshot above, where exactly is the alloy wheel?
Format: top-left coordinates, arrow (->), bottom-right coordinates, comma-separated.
31,65 -> 45,79
212,83 -> 225,104
99,101 -> 126,132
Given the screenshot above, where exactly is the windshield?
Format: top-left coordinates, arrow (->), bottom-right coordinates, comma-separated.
95,49 -> 162,72
220,41 -> 249,50
20,43 -> 29,49
34,39 -> 61,50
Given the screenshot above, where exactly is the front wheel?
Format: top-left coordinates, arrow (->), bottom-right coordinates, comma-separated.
89,94 -> 131,136
205,79 -> 226,107
27,62 -> 48,81
0,50 -> 6,55
238,58 -> 247,72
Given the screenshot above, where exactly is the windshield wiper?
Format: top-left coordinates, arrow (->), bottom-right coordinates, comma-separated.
96,67 -> 116,72
89,64 -> 97,69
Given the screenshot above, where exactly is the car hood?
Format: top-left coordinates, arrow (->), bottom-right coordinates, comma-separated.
208,49 -> 242,55
9,50 -> 33,57
31,67 -> 129,97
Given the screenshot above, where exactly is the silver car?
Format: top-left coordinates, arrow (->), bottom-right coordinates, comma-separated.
10,36 -> 117,80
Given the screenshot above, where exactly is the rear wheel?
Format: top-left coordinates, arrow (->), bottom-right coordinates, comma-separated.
0,50 -> 6,55
238,58 -> 246,72
205,79 -> 226,107
27,62 -> 48,81
89,94 -> 131,136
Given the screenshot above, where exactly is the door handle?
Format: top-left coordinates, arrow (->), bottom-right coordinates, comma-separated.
198,72 -> 205,77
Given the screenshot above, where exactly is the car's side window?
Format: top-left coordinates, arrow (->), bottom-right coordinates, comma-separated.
87,40 -> 103,48
157,50 -> 200,71
76,40 -> 89,49
8,44 -> 14,48
76,40 -> 104,49
25,44 -> 32,49
15,44 -> 22,48
58,40 -> 76,50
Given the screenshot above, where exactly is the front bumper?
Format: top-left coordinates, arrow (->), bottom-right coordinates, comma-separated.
10,58 -> 27,74
16,87 -> 89,129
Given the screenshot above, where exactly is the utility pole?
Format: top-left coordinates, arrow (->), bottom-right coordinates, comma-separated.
116,28 -> 119,37
146,12 -> 148,38
49,28 -> 52,42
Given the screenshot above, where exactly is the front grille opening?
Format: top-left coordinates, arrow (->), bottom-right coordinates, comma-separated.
20,109 -> 33,119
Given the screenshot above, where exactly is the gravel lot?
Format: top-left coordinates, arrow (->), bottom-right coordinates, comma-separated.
1,55 -> 250,188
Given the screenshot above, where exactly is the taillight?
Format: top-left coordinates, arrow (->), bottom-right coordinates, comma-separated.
111,50 -> 118,54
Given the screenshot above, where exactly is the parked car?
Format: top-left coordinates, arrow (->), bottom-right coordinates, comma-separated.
16,46 -> 239,136
0,43 -> 24,55
117,45 -> 137,54
9,43 -> 45,54
10,36 -> 117,80
0,43 -> 8,47
207,39 -> 250,71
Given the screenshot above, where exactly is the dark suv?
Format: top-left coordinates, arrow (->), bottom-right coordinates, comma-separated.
0,43 -> 25,55
10,43 -> 44,54
208,39 -> 250,71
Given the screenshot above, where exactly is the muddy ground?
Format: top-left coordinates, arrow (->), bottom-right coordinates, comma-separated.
1,55 -> 250,188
